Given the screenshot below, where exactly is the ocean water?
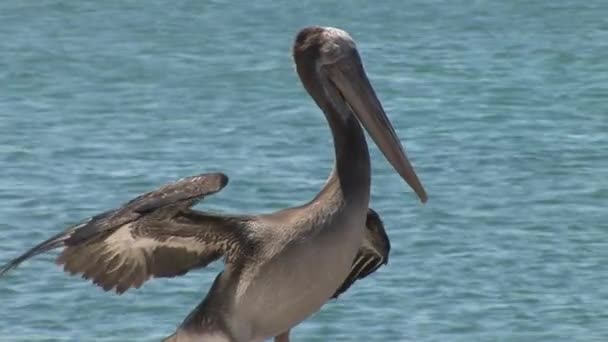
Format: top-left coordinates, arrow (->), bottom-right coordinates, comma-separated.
1,1 -> 607,341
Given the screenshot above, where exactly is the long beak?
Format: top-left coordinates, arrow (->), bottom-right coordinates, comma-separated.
327,52 -> 427,203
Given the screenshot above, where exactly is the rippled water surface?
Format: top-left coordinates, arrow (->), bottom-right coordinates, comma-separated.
1,1 -> 607,341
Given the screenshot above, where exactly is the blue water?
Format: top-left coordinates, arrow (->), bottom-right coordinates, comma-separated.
1,1 -> 607,341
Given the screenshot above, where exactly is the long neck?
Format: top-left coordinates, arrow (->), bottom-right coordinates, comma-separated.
301,70 -> 371,202
324,105 -> 371,198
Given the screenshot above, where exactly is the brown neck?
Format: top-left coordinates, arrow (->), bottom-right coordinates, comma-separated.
296,59 -> 371,202
326,108 -> 371,198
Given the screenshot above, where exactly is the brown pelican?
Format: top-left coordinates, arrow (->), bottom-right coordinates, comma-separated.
0,173 -> 390,341
0,26 -> 426,341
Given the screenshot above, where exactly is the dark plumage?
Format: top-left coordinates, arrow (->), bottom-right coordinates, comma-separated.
0,172 -> 245,294
332,208 -> 390,299
1,171 -> 391,340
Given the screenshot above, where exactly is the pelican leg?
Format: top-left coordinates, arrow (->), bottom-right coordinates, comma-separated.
274,330 -> 290,342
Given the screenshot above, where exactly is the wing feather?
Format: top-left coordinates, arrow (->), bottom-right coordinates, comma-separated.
0,172 -> 247,295
331,208 -> 391,299
54,215 -> 245,294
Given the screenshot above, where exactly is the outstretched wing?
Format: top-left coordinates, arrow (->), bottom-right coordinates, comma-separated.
58,212 -> 247,293
122,172 -> 228,215
332,208 -> 391,299
66,172 -> 228,245
0,172 -> 248,294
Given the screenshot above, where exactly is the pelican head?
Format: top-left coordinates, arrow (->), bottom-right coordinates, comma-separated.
293,26 -> 427,203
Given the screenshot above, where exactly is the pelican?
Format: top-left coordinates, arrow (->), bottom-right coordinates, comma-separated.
0,26 -> 426,341
0,173 -> 390,341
